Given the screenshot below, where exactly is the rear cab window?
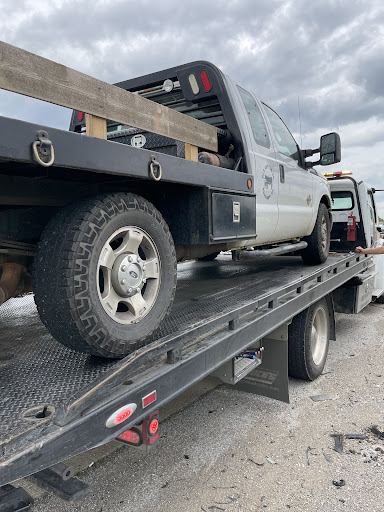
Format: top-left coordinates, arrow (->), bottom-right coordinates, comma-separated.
331,191 -> 354,210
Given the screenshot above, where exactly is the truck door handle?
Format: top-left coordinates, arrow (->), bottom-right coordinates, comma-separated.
279,164 -> 285,183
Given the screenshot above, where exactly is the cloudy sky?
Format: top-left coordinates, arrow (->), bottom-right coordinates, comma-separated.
1,0 -> 384,219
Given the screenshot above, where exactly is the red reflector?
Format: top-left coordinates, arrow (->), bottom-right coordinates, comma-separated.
77,111 -> 84,121
149,418 -> 159,436
117,429 -> 141,445
142,390 -> 157,409
200,70 -> 212,92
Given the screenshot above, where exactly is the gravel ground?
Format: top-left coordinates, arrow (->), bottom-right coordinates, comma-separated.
32,302 -> 384,512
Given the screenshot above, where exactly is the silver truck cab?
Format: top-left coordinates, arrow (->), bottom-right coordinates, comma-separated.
223,74 -> 333,248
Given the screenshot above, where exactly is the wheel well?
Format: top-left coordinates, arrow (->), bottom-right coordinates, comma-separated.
320,195 -> 331,210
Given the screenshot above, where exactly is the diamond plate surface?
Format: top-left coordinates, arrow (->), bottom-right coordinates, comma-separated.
0,254 -> 335,445
107,131 -> 185,157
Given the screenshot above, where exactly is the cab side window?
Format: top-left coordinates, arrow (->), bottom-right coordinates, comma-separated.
262,104 -> 300,164
238,87 -> 270,148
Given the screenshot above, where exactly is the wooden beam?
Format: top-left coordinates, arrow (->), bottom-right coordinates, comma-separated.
85,114 -> 107,139
185,143 -> 199,162
0,41 -> 218,152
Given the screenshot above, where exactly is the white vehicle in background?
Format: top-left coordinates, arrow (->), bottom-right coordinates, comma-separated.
325,169 -> 384,303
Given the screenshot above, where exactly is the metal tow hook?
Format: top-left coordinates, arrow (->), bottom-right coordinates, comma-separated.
33,130 -> 55,167
149,155 -> 162,181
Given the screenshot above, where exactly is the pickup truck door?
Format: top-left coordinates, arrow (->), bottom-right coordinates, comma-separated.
236,87 -> 280,243
262,103 -> 314,239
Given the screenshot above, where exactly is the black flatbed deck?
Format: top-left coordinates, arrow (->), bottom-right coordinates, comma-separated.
0,252 -> 370,485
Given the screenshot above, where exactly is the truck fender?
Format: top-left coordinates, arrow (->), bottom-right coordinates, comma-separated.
309,179 -> 332,233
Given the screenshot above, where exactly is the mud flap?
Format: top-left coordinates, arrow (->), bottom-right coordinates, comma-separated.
233,324 -> 290,403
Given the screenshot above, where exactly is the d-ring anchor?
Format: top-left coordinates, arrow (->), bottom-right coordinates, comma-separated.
149,155 -> 162,181
33,130 -> 55,167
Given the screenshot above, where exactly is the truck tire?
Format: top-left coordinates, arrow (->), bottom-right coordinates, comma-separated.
288,298 -> 330,380
301,203 -> 330,264
33,193 -> 177,358
198,251 -> 220,261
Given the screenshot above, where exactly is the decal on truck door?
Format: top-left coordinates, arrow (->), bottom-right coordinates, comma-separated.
262,165 -> 274,199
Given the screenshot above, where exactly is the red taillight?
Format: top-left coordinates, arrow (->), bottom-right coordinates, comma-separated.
149,418 -> 159,436
142,390 -> 157,409
77,111 -> 84,121
200,70 -> 212,92
143,411 -> 159,445
117,428 -> 142,446
347,215 -> 356,241
116,410 -> 131,424
106,403 -> 137,428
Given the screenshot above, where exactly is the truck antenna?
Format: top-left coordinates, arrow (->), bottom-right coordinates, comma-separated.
298,96 -> 303,148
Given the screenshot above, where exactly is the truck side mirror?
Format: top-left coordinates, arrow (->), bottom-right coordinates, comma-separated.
319,132 -> 341,166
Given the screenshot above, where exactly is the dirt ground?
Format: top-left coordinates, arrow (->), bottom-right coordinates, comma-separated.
32,302 -> 384,512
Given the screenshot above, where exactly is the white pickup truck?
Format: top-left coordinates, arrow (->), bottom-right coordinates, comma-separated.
0,45 -> 341,357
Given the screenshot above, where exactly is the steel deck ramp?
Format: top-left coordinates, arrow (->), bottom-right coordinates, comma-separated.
0,252 -> 370,485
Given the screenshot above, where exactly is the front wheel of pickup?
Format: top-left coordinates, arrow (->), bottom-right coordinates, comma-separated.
301,203 -> 330,264
33,193 -> 177,358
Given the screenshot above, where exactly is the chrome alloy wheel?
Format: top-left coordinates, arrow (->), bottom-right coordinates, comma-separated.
97,226 -> 160,324
310,306 -> 328,366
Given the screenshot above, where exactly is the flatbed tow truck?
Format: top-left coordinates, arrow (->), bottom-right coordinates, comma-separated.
0,251 -> 375,509
0,42 -> 379,509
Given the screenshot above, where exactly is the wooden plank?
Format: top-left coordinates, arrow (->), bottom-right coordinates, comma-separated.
0,41 -> 218,152
185,143 -> 199,162
85,114 -> 107,139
